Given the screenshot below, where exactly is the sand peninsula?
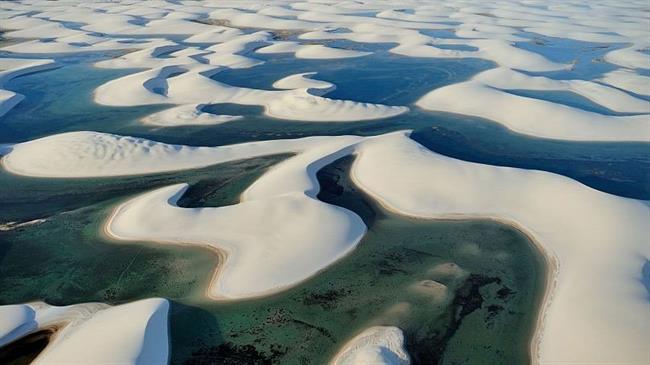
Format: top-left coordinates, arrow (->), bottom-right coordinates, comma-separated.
3,130 -> 648,363
1,0 -> 649,362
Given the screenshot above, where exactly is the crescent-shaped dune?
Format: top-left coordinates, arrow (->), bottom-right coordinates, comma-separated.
3,130 -> 648,364
0,58 -> 58,117
94,66 -> 408,122
331,326 -> 411,365
351,131 -> 650,364
0,298 -> 169,365
1,0 -> 649,363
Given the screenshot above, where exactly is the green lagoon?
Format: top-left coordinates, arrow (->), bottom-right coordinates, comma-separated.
0,155 -> 545,364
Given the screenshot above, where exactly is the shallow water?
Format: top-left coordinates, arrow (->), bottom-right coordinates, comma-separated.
0,156 -> 287,303
0,24 -> 645,365
0,155 -> 545,364
0,328 -> 53,365
1,50 -> 647,199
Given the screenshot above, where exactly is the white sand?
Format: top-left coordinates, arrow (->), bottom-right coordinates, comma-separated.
331,326 -> 411,365
1,131 -> 357,177
273,72 -> 335,94
599,69 -> 650,96
0,58 -> 58,116
604,45 -> 650,70
417,68 -> 650,141
4,0 -> 645,130
2,0 -> 647,76
141,103 -> 243,127
94,65 -> 407,122
2,1 -> 650,363
2,131 -> 367,299
104,134 -> 366,299
0,298 -> 169,365
3,125 -> 650,361
351,131 -> 650,364
257,41 -> 371,59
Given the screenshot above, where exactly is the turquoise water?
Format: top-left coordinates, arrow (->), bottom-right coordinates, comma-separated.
0,155 -> 545,364
0,29 -> 646,365
1,49 -> 648,198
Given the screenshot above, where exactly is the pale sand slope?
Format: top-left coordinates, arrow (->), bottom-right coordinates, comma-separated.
256,41 -> 371,59
330,326 -> 411,365
142,73 -> 334,126
2,131 -> 366,299
0,58 -> 58,117
2,0 -> 648,74
599,69 -> 650,96
272,72 -> 335,94
94,67 -> 408,122
0,298 -> 169,365
3,130 -> 649,363
4,0 -> 648,129
141,103 -> 243,127
417,68 -> 650,142
604,44 -> 650,70
2,131 -> 359,177
351,132 -> 650,365
107,140 -> 367,299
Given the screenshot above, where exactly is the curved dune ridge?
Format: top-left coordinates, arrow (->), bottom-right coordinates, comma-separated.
272,72 -> 336,93
416,67 -> 650,142
1,0 -> 650,363
2,0 -> 649,139
2,130 -> 649,363
256,41 -> 372,59
2,130 -> 367,299
93,67 -> 408,123
351,132 -> 650,364
0,298 -> 169,365
141,103 -> 243,127
105,136 -> 368,299
0,58 -> 59,117
1,130 -> 360,177
330,326 -> 411,365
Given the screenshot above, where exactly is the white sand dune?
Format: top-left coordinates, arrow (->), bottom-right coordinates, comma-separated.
2,0 -> 647,76
2,130 -> 366,299
108,137 -> 368,298
417,68 -> 650,141
141,103 -> 242,127
331,326 -> 411,365
3,129 -> 650,361
95,65 -> 407,122
273,72 -> 335,93
1,131 -> 357,177
3,0 -> 646,129
472,67 -> 649,113
351,131 -> 650,365
108,182 -> 365,299
3,22 -> 82,39
0,90 -> 24,118
257,41 -> 371,59
265,91 -> 408,121
2,1 -> 650,363
0,298 -> 169,365
393,38 -> 567,72
208,7 -> 318,31
94,41 -> 202,69
604,45 -> 650,70
184,27 -> 244,44
599,69 -> 650,96
0,58 -> 58,116
1,37 -> 166,55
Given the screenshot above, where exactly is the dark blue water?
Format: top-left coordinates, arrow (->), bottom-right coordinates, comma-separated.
514,32 -> 624,80
1,44 -> 648,200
